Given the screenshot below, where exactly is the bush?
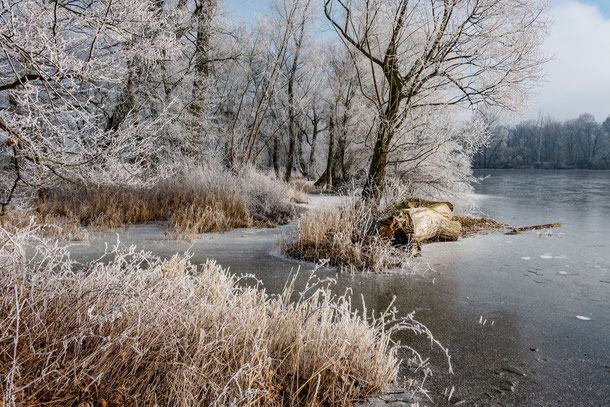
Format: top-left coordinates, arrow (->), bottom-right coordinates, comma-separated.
0,225 -> 444,406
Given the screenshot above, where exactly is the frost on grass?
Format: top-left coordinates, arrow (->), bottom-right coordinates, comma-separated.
1,164 -> 299,240
0,225 -> 448,406
282,196 -> 414,274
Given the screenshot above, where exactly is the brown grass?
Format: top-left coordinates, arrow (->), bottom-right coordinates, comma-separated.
288,183 -> 309,204
283,198 -> 412,273
291,180 -> 332,195
1,167 -> 296,240
0,210 -> 88,241
0,226 -> 444,406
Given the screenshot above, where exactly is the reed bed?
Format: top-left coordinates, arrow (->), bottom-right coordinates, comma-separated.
0,225 -> 443,406
283,198 -> 412,274
1,166 -> 296,240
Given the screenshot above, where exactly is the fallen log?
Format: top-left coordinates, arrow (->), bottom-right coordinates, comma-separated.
378,199 -> 462,255
505,223 -> 563,235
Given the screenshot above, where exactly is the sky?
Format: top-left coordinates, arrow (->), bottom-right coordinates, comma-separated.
226,0 -> 610,123
526,0 -> 610,122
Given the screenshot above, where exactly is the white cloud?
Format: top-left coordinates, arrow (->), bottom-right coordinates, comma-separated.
526,1 -> 610,122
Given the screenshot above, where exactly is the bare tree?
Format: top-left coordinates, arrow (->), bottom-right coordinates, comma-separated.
0,0 -> 183,212
283,0 -> 314,182
324,0 -> 550,201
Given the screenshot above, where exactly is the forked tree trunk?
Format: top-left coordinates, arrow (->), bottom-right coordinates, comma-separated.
361,73 -> 402,202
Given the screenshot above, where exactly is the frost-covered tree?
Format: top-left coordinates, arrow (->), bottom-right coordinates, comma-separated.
215,0 -> 321,171
0,0 -> 185,211
315,44 -> 375,188
324,0 -> 550,200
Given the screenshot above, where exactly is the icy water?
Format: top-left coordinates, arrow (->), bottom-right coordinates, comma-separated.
68,170 -> 610,406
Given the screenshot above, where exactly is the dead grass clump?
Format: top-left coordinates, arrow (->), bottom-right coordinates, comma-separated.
0,226 -> 443,406
283,198 -> 412,273
454,215 -> 507,236
288,183 -> 309,204
1,166 -> 294,240
291,180 -> 331,195
0,210 -> 88,241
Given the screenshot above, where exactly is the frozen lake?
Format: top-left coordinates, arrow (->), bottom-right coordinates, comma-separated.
68,170 -> 610,405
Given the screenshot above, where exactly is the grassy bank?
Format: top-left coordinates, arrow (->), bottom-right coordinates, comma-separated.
0,226 -> 442,406
1,166 -> 299,240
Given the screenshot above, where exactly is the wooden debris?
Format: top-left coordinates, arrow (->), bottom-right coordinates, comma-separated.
454,216 -> 562,237
379,199 -> 462,254
454,215 -> 507,236
505,223 -> 563,235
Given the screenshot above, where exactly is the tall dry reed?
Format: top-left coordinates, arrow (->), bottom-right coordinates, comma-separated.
1,166 -> 297,240
0,225 -> 444,406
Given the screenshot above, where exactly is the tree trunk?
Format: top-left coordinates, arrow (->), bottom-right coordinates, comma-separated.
285,74 -> 297,181
336,133 -> 347,182
273,134 -> 280,178
284,6 -> 308,182
362,73 -> 402,202
308,107 -> 319,179
188,2 -> 216,137
106,63 -> 138,132
379,201 -> 462,255
297,128 -> 308,176
315,110 -> 335,187
362,132 -> 388,201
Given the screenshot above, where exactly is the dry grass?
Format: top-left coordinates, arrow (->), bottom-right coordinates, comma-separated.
0,225 -> 444,406
0,210 -> 88,241
1,166 -> 296,240
283,198 -> 412,274
288,183 -> 309,204
291,180 -> 332,195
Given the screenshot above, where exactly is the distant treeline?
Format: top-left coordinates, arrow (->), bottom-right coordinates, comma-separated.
474,114 -> 610,169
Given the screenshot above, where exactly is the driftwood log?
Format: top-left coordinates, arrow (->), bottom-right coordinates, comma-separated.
378,199 -> 462,254
505,223 -> 563,235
